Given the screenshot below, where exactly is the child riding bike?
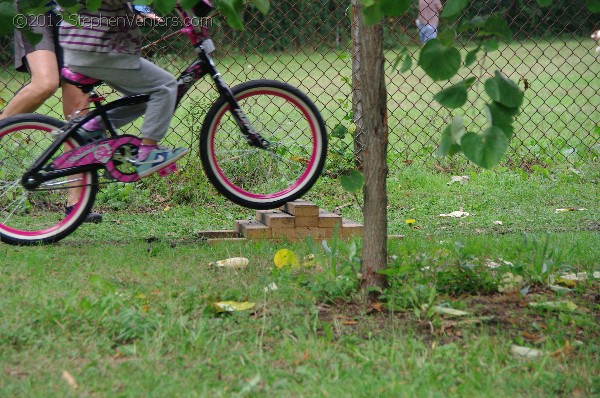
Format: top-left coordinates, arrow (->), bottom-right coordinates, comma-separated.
58,0 -> 209,176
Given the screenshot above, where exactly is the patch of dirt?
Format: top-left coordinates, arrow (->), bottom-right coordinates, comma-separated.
317,283 -> 600,346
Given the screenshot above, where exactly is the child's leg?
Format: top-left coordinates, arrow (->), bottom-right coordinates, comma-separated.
69,60 -> 177,140
0,50 -> 59,119
69,61 -> 186,177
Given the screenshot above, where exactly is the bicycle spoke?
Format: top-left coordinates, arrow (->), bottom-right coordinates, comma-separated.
0,115 -> 98,244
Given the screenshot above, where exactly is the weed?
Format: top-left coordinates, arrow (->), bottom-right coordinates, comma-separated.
295,229 -> 362,303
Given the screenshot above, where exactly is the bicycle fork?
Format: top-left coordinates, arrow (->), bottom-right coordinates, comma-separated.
181,41 -> 271,149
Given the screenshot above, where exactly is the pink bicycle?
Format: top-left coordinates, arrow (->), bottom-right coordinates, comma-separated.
0,2 -> 327,245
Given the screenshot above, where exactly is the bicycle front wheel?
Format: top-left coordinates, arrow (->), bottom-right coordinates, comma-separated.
0,114 -> 98,245
200,80 -> 327,209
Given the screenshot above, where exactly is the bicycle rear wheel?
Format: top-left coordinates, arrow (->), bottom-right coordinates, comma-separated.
0,114 -> 98,245
200,80 -> 327,209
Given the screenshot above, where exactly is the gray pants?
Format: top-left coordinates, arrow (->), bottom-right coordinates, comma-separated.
70,59 -> 177,142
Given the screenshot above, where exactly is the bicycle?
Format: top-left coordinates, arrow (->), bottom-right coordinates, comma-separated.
0,2 -> 327,245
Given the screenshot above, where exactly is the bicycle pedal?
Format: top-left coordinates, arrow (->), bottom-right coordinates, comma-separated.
158,164 -> 177,177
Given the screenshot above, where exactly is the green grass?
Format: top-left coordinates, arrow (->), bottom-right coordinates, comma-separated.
1,160 -> 599,397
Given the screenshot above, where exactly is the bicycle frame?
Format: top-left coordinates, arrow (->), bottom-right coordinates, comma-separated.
21,7 -> 268,189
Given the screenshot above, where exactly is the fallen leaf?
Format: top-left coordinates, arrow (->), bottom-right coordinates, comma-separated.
433,306 -> 469,316
498,272 -> 524,293
209,257 -> 249,268
554,272 -> 590,287
439,209 -> 470,218
273,249 -> 300,269
62,370 -> 78,389
511,345 -> 544,359
555,207 -> 587,213
263,282 -> 278,292
548,284 -> 573,293
447,175 -> 469,185
521,331 -> 542,341
528,300 -> 578,312
212,301 -> 256,313
550,340 -> 575,358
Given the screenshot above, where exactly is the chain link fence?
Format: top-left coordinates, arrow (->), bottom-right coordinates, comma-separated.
1,0 -> 598,173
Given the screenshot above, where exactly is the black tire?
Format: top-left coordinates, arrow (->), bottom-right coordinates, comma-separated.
200,80 -> 327,209
0,114 -> 98,245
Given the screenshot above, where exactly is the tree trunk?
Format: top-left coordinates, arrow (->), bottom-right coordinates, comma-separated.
355,6 -> 389,302
351,0 -> 365,169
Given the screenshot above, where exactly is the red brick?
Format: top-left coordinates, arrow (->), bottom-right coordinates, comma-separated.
271,227 -> 296,240
235,220 -> 272,239
282,200 -> 319,217
318,210 -> 343,228
257,209 -> 295,228
294,215 -> 319,227
340,219 -> 363,238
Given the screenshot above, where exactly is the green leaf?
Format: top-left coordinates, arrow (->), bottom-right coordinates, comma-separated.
331,124 -> 348,139
484,71 -> 524,109
21,27 -> 43,46
392,47 -> 407,69
589,0 -> 600,13
483,15 -> 513,42
437,125 -> 462,157
57,0 -> 79,7
178,0 -> 200,9
437,29 -> 455,47
340,169 -> 365,194
485,102 -> 518,139
461,127 -> 508,168
465,45 -> 481,67
250,0 -> 269,15
464,76 -> 477,87
154,0 -> 177,15
536,0 -> 553,7
361,2 -> 384,25
86,0 -> 102,11
482,38 -> 499,52
458,15 -> 485,32
0,1 -> 16,36
433,79 -> 472,109
449,115 -> 466,144
440,0 -> 468,21
400,53 -> 412,73
379,0 -> 410,17
218,0 -> 245,31
17,0 -> 50,10
418,39 -> 461,81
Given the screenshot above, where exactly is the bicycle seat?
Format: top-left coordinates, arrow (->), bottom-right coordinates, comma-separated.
61,67 -> 102,93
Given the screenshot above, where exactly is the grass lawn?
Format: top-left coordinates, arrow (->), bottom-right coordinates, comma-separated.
1,160 -> 599,397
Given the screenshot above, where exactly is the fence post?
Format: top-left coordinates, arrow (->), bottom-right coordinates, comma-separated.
351,0 -> 365,169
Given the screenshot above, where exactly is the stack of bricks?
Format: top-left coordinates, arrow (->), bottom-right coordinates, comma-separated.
234,200 -> 363,240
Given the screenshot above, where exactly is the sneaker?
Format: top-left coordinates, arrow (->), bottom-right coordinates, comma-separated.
135,146 -> 189,178
65,205 -> 103,224
76,127 -> 106,144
